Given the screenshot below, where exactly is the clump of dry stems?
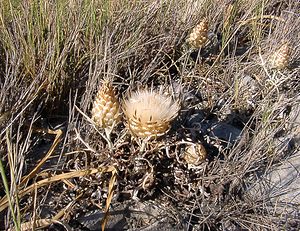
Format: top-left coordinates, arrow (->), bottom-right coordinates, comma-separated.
0,0 -> 299,230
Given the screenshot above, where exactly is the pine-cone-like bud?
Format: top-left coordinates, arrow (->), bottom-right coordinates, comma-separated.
187,19 -> 208,48
122,89 -> 180,140
270,42 -> 290,69
183,143 -> 207,165
91,82 -> 121,129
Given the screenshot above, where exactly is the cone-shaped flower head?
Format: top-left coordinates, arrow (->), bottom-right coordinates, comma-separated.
91,81 -> 121,129
122,89 -> 180,140
187,19 -> 208,48
270,42 -> 291,69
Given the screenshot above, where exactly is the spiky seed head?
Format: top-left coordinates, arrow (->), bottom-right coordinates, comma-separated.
270,42 -> 291,69
122,89 -> 180,140
91,81 -> 121,129
187,19 -> 208,48
184,143 -> 207,165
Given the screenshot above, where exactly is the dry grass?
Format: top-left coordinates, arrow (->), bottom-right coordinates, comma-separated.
0,0 -> 299,230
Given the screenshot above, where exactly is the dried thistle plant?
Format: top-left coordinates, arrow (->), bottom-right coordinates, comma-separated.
269,42 -> 291,70
91,81 -> 121,147
187,19 -> 208,48
122,88 -> 180,142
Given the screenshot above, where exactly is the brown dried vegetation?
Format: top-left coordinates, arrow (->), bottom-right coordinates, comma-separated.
0,0 -> 299,230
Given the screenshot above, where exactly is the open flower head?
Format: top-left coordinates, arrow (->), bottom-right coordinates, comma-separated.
122,89 -> 180,140
91,81 -> 121,130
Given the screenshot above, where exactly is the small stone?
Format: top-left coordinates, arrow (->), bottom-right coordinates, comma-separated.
246,151 -> 300,205
209,123 -> 242,144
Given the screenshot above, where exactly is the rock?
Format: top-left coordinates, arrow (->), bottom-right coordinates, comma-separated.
185,110 -> 207,129
208,123 -> 242,144
166,81 -> 202,108
245,97 -> 300,218
289,98 -> 300,143
234,74 -> 260,109
246,151 -> 300,205
77,200 -> 186,231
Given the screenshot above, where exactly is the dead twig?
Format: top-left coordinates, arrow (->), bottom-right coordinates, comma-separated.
238,15 -> 285,26
19,128 -> 63,187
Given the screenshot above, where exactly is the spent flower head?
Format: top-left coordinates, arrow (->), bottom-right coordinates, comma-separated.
269,42 -> 291,70
184,142 -> 207,166
187,19 -> 208,48
91,81 -> 121,130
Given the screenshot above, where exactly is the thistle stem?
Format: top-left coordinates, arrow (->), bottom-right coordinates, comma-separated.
104,128 -> 113,152
139,140 -> 147,154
